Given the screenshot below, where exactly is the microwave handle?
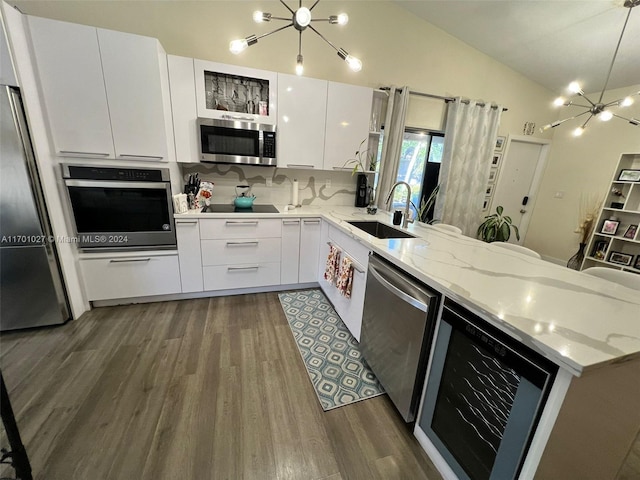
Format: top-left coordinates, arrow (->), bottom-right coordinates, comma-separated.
221,114 -> 255,122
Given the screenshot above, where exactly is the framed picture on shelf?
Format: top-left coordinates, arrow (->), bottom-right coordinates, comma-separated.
591,240 -> 608,260
485,185 -> 494,197
601,219 -> 620,235
634,256 -> 640,270
491,153 -> 502,168
623,224 -> 638,239
617,169 -> 640,182
495,136 -> 506,152
488,169 -> 497,183
482,198 -> 489,212
608,251 -> 633,266
610,202 -> 624,209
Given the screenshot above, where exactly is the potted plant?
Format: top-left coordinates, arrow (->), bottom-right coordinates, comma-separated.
477,205 -> 520,243
413,185 -> 440,224
343,138 -> 376,174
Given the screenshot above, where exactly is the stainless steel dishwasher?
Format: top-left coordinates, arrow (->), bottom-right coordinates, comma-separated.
360,254 -> 440,422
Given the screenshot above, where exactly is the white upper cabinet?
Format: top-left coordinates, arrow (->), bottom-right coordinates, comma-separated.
167,55 -> 199,163
323,82 -> 373,171
27,16 -> 173,161
193,59 -> 277,125
27,16 -> 114,158
97,29 -> 173,162
276,73 -> 327,169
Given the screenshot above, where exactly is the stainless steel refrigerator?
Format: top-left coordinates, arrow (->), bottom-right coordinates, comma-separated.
0,85 -> 70,330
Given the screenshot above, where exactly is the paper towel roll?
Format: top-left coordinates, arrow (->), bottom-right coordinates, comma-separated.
292,179 -> 299,206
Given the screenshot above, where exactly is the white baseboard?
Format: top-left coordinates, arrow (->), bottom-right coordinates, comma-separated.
91,282 -> 319,308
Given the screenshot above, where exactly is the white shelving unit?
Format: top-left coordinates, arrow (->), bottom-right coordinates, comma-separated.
582,153 -> 640,273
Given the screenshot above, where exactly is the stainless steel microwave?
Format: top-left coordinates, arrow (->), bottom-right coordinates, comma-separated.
198,117 -> 276,166
62,164 -> 176,251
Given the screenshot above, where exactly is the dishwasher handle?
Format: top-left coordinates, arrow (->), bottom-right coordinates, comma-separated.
367,261 -> 430,313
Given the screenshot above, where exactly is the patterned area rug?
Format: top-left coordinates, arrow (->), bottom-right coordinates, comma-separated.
278,289 -> 385,411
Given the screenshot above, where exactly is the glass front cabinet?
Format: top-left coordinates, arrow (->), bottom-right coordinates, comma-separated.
193,59 -> 278,125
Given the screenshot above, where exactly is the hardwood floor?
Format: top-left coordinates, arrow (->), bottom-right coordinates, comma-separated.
0,293 -> 441,480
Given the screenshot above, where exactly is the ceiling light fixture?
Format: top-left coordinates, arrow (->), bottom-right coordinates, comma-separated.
229,1 -> 361,76
541,0 -> 640,134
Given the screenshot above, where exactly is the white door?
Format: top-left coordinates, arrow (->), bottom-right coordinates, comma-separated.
323,81 -> 372,171
299,218 -> 322,283
490,137 -> 550,244
27,16 -> 114,158
277,73 -> 327,169
98,28 -> 170,161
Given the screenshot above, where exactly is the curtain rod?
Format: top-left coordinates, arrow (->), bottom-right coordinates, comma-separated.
379,86 -> 508,112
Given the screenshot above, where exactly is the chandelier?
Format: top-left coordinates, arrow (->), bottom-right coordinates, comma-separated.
541,0 -> 639,136
229,1 -> 361,76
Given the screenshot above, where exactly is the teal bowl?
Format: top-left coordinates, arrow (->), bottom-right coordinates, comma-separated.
234,196 -> 256,209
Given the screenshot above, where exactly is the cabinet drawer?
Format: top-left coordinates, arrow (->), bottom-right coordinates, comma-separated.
201,238 -> 281,266
199,218 -> 281,239
328,225 -> 370,266
80,253 -> 181,300
203,262 -> 281,291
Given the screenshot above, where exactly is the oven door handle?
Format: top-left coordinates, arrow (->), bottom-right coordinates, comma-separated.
64,180 -> 169,189
368,263 -> 428,312
109,258 -> 151,263
118,154 -> 164,160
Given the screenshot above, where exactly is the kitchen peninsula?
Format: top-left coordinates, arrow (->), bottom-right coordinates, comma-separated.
175,205 -> 640,479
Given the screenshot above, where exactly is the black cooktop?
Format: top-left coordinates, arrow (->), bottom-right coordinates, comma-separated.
201,204 -> 280,213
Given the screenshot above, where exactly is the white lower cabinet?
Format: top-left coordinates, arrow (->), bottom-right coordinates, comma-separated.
299,218 -> 321,283
176,219 -> 203,293
317,224 -> 370,341
201,238 -> 281,266
199,217 -> 282,291
80,252 -> 181,301
199,218 -> 281,240
203,263 -> 281,291
281,219 -> 301,284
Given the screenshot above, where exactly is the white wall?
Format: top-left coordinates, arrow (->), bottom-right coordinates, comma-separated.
526,84 -> 640,263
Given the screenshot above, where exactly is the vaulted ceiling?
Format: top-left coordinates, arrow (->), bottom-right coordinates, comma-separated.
394,0 -> 640,95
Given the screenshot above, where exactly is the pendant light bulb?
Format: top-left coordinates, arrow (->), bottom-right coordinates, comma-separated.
620,96 -> 634,107
553,97 -> 565,107
572,126 -> 585,137
599,110 -> 613,121
229,38 -> 249,54
295,54 -> 304,76
345,55 -> 362,72
253,11 -> 271,23
568,81 -> 582,94
337,13 -> 349,25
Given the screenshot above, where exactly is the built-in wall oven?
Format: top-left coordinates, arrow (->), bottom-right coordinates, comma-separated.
417,299 -> 558,480
62,164 -> 176,251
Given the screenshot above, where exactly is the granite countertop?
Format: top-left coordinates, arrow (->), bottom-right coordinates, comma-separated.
175,205 -> 640,376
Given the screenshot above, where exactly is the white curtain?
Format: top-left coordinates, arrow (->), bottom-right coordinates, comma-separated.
434,98 -> 502,236
375,86 -> 410,208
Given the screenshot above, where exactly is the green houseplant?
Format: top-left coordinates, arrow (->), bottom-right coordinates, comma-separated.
342,138 -> 377,175
477,205 -> 520,243
413,185 -> 440,223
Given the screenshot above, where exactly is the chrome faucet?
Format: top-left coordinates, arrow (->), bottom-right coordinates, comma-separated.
385,181 -> 413,228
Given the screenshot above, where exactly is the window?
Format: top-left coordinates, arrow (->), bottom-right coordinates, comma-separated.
389,128 -> 444,217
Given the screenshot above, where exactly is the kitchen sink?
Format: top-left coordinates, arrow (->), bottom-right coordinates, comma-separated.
347,221 -> 416,239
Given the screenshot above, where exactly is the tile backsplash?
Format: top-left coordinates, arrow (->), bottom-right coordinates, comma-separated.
180,163 -> 375,207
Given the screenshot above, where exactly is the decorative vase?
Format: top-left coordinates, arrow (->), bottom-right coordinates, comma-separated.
567,242 -> 587,270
